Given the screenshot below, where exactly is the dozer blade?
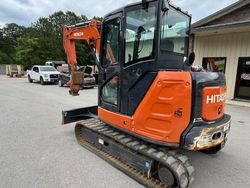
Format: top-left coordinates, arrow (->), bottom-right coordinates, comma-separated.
62,106 -> 98,125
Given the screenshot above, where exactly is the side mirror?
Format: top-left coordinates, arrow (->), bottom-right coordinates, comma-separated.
162,0 -> 170,12
188,52 -> 195,66
183,52 -> 196,71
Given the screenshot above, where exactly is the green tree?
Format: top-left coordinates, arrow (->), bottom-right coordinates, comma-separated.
0,11 -> 95,67
15,37 -> 41,69
92,16 -> 103,22
75,41 -> 95,66
31,11 -> 90,64
0,51 -> 14,64
2,23 -> 25,42
0,24 -> 23,64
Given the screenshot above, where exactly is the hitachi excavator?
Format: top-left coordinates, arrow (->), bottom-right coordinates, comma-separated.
62,0 -> 231,187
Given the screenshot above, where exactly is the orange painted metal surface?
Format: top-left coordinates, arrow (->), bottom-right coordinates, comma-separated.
202,86 -> 226,121
98,71 -> 192,144
98,108 -> 132,130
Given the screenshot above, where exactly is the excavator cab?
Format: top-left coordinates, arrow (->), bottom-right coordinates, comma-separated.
98,0 -> 190,113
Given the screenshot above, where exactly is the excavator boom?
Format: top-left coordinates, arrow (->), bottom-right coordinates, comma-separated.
63,19 -> 101,95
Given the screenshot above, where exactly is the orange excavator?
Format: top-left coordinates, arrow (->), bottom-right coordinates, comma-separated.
62,1 -> 231,187
63,19 -> 101,95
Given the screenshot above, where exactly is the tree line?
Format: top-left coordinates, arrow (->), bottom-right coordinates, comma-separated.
0,11 -> 102,70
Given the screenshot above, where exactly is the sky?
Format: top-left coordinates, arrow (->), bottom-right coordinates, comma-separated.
0,0 -> 239,27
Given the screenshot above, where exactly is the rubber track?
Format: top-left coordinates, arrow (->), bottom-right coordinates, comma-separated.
75,118 -> 194,188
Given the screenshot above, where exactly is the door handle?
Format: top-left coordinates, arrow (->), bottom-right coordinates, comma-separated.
131,68 -> 142,77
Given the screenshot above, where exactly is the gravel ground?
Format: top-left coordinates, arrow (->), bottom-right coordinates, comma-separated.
0,76 -> 250,188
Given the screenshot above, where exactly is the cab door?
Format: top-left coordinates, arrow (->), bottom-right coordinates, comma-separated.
120,2 -> 158,116
99,14 -> 122,113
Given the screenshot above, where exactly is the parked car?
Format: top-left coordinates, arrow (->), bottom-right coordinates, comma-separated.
27,65 -> 60,85
58,66 -> 96,88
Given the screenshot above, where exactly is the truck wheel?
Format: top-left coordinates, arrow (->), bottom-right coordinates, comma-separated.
28,75 -> 33,83
58,79 -> 64,87
40,77 -> 45,85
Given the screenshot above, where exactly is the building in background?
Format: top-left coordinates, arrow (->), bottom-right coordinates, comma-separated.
192,0 -> 250,101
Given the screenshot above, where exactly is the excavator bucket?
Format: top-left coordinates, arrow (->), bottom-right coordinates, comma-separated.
72,71 -> 84,85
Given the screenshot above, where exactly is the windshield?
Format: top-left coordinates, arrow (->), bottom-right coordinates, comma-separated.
125,5 -> 156,64
160,8 -> 190,55
63,68 -> 69,73
40,66 -> 57,72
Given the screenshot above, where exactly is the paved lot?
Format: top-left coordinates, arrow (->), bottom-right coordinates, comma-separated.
0,76 -> 250,188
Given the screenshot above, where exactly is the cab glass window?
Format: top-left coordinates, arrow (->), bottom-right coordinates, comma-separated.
102,75 -> 119,105
125,5 -> 157,64
161,8 -> 190,54
102,19 -> 120,66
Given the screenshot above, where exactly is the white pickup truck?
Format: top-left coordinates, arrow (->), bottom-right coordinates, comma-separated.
27,65 -> 60,85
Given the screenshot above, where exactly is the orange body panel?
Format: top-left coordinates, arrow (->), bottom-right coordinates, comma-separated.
98,109 -> 133,130
202,86 -> 226,121
98,71 -> 192,144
